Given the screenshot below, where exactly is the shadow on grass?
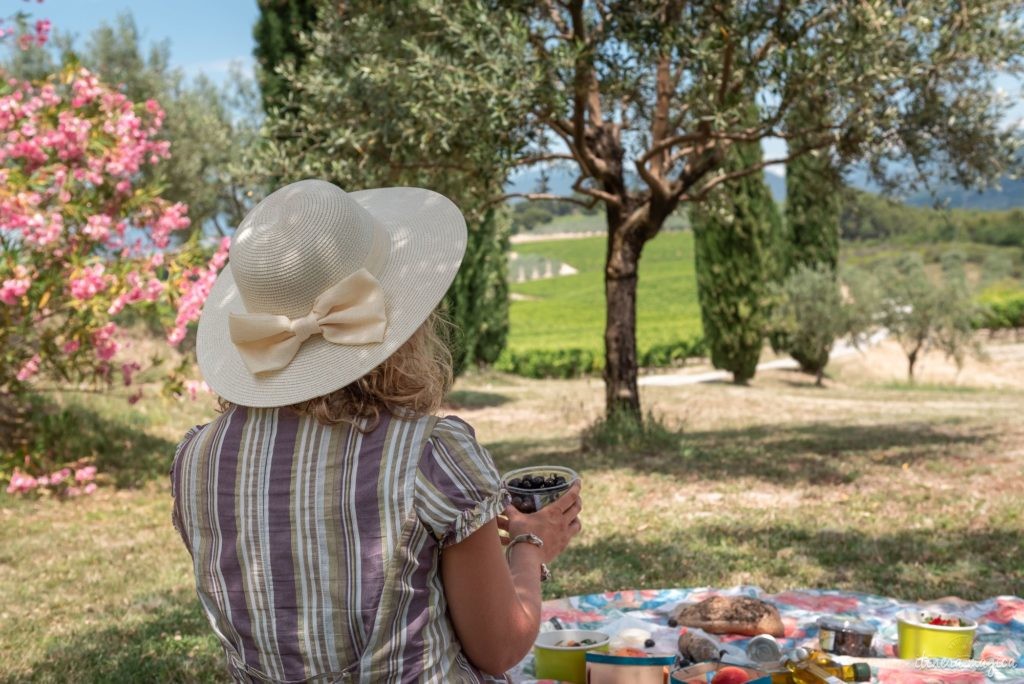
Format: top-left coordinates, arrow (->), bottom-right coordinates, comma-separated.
3,395 -> 177,488
486,436 -> 582,474
13,588 -> 227,684
559,523 -> 1023,601
487,420 -> 994,487
444,389 -> 512,410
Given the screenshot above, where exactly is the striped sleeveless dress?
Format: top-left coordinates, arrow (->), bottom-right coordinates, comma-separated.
170,406 -> 510,683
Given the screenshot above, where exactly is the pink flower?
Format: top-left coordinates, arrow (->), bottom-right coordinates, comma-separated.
148,202 -> 190,248
62,339 -> 80,354
68,263 -> 109,301
6,469 -> 39,494
82,214 -> 112,242
168,237 -> 230,346
65,486 -> 82,498
33,19 -> 50,46
75,466 -> 97,483
36,475 -> 50,487
16,353 -> 41,382
1,275 -> 30,305
91,322 -> 120,361
49,468 -> 71,486
83,483 -> 98,495
183,379 -> 210,401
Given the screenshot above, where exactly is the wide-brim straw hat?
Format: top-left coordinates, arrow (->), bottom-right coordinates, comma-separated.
196,179 -> 466,407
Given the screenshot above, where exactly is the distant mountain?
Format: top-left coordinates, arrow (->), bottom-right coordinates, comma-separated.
506,163 -> 1024,211
903,177 -> 1024,211
508,164 -> 790,204
764,169 -> 786,204
504,164 -> 583,200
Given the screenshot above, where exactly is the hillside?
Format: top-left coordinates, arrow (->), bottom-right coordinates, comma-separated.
508,231 -> 702,353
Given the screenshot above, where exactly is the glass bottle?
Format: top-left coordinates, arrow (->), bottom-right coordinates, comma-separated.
771,648 -> 871,683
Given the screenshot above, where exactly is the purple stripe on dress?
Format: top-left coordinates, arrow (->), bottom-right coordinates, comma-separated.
400,540 -> 437,684
418,439 -> 483,510
266,410 -> 305,681
354,413 -> 390,634
216,405 -> 261,668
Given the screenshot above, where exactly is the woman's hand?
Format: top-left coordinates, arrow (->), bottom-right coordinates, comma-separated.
498,480 -> 582,563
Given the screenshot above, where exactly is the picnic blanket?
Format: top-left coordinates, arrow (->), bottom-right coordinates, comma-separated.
511,586 -> 1024,683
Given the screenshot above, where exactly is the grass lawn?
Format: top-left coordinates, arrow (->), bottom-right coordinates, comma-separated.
509,231 -> 703,352
2,341 -> 1023,681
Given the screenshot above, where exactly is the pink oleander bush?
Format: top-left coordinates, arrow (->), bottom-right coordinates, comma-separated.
1,14 -> 229,494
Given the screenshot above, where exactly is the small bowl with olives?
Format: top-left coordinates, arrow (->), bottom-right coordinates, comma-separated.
503,465 -> 579,513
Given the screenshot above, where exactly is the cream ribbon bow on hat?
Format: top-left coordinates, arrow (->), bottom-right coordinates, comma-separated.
228,268 -> 387,374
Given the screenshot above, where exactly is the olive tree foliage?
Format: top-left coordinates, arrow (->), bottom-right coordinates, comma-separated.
251,1 -> 537,372
2,13 -> 261,236
500,0 -> 1024,422
878,253 -> 981,381
769,263 -> 879,387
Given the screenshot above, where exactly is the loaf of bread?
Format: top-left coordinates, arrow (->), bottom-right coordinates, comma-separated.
671,596 -> 784,637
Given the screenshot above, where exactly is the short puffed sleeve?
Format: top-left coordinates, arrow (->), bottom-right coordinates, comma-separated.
415,416 -> 510,548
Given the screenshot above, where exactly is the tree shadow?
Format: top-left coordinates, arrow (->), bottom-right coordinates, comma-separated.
578,420 -> 992,485
444,389 -> 512,410
4,395 -> 177,489
485,420 -> 994,487
558,523 -> 1023,601
485,436 -> 583,474
14,588 -> 228,684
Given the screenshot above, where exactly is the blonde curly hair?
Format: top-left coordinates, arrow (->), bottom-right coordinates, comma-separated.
220,311 -> 454,427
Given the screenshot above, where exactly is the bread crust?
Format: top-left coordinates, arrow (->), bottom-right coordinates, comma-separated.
671,595 -> 784,637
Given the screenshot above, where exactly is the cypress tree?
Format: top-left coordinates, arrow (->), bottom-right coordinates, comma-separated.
445,209 -> 510,375
693,102 -> 783,384
252,0 -> 318,113
782,97 -> 842,373
785,99 -> 841,273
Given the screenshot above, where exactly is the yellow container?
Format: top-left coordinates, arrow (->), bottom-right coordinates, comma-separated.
897,611 -> 976,659
534,629 -> 610,684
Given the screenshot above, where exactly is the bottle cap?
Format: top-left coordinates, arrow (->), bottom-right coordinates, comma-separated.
852,663 -> 872,681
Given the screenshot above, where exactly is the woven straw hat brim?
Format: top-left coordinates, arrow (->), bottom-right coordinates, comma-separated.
196,186 -> 467,407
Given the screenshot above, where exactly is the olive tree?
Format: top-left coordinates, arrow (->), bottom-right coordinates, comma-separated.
504,0 -> 1023,421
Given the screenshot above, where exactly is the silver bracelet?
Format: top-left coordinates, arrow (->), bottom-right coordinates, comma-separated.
506,533 -> 552,582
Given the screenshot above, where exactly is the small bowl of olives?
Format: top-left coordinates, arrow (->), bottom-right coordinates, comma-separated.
503,465 -> 579,513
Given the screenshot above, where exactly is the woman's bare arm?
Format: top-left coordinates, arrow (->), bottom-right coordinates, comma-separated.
442,482 -> 582,675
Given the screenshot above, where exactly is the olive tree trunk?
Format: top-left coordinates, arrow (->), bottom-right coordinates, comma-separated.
603,219 -> 644,421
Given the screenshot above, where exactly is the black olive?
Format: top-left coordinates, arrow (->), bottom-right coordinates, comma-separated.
553,476 -> 566,485
519,499 -> 536,513
644,638 -> 656,648
511,495 -> 523,508
667,618 -> 678,628
531,475 -> 545,487
508,478 -> 522,489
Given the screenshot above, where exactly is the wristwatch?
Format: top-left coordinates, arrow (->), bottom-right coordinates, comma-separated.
506,533 -> 552,582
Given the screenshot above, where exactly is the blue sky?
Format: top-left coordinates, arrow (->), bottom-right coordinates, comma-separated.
32,0 -> 259,81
